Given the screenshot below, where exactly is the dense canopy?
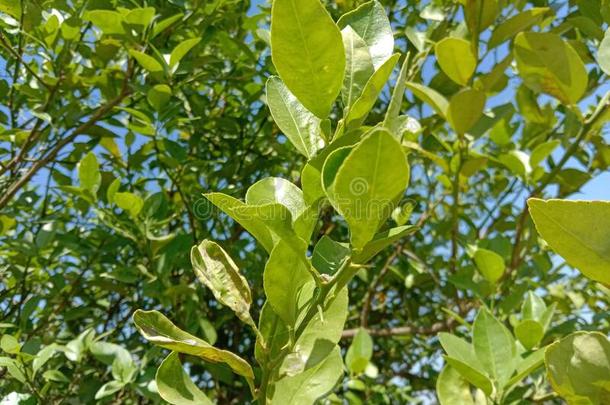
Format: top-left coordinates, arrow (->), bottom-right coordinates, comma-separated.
1,0 -> 609,404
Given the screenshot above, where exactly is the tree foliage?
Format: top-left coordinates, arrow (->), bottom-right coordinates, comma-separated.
1,0 -> 610,404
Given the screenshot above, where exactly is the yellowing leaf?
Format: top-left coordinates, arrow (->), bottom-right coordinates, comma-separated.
191,240 -> 254,326
545,332 -> 610,403
514,32 -> 587,104
435,37 -> 477,85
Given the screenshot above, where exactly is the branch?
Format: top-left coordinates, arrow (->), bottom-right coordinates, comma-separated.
342,318 -> 456,339
0,63 -> 133,210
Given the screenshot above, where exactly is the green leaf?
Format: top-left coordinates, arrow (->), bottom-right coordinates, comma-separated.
436,365 -> 475,405
152,13 -> 183,38
147,84 -> 172,111
106,178 -> 120,204
271,0 -> 345,118
439,333 -> 485,372
341,26 -> 375,109
405,82 -> 449,118
84,10 -> 125,34
352,225 -> 418,263
271,345 -> 343,405
530,139 -> 560,167
488,8 -> 551,48
473,248 -> 505,283
0,357 -> 25,383
191,240 -> 254,326
0,0 -> 21,19
1,335 -> 20,354
263,241 -> 312,326
266,76 -> 323,159
324,129 -> 410,249
33,344 -> 58,375
345,53 -> 399,128
95,380 -> 125,399
312,236 -> 350,275
447,88 -> 485,135
156,352 -> 213,405
204,193 -> 274,252
522,291 -> 547,321
346,328 -> 373,374
78,152 -> 101,196
337,0 -> 394,70
514,32 -> 587,105
123,7 -> 156,27
599,29 -> 610,75
545,331 -> 610,403
528,199 -> 610,285
506,347 -> 545,388
444,356 -> 494,396
114,192 -> 144,217
170,38 -> 200,69
132,310 -> 255,385
514,319 -> 543,350
472,308 -> 516,386
383,56 -> 410,132
279,284 -> 349,377
129,50 -> 164,74
435,37 -> 477,85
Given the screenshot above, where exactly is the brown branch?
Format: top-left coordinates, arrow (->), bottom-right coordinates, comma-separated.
342,318 -> 457,339
360,246 -> 400,328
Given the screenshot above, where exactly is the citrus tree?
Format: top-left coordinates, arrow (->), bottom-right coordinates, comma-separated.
1,0 -> 609,404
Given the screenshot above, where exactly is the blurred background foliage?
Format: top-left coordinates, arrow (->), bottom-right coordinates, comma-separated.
0,0 -> 609,403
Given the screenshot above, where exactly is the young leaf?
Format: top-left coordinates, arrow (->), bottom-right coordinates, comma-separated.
528,199 -> 610,285
337,0 -> 394,70
436,365 -> 475,405
128,50 -> 164,74
472,308 -> 517,386
514,319 -> 543,350
147,84 -> 172,111
132,310 -> 255,384
263,241 -> 313,327
345,328 -> 373,374
169,38 -> 200,68
530,139 -> 560,167
78,152 -> 101,196
191,240 -> 254,326
514,32 -> 587,105
271,0 -> 345,118
447,88 -> 485,135
435,37 -> 477,85
473,248 -> 505,283
443,356 -> 493,396
156,352 -> 213,405
345,53 -> 400,128
114,192 -> 144,217
405,82 -> 449,118
324,128 -> 410,249
341,26 -> 375,109
266,76 -> 323,159
505,347 -> 545,388
545,332 -> 610,403
384,55 -> 410,131
123,7 -> 156,27
84,10 -> 125,35
488,7 -> 551,49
